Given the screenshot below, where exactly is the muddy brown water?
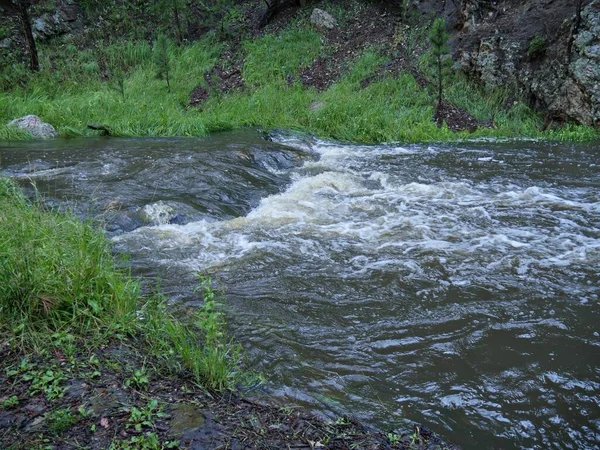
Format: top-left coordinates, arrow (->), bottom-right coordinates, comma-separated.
1,130 -> 599,449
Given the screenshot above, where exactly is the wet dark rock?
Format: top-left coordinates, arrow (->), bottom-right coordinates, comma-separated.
168,403 -> 206,438
65,379 -> 89,399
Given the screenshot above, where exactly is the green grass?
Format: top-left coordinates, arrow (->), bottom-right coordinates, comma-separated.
0,27 -> 597,143
0,177 -> 244,391
243,26 -> 322,86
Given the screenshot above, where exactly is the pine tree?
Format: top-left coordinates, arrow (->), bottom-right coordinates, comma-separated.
154,34 -> 171,92
429,17 -> 450,111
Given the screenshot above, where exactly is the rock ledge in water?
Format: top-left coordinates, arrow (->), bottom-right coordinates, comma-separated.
8,115 -> 58,139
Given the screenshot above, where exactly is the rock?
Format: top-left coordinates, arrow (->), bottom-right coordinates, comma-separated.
168,403 -> 206,438
8,115 -> 58,139
138,201 -> 176,226
32,1 -> 85,41
33,17 -> 52,37
455,0 -> 600,126
0,38 -> 11,49
310,8 -> 338,30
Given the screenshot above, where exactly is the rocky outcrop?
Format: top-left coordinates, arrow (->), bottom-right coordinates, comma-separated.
32,1 -> 85,41
452,0 -> 599,126
8,115 -> 58,139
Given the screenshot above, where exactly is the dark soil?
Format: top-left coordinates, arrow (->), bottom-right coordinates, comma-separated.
190,42 -> 246,108
0,340 -> 458,450
435,100 -> 494,132
299,4 -> 399,92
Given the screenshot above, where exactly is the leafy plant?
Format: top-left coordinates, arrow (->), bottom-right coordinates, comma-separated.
26,369 -> 67,400
126,399 -> 164,432
125,368 -> 150,390
2,395 -> 19,408
387,432 -> 400,446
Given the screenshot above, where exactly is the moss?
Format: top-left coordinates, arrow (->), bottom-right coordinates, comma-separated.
528,36 -> 547,59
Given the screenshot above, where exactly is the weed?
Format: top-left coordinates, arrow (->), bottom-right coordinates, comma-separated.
47,408 -> 76,434
125,368 -> 150,390
110,432 -> 180,450
78,406 -> 92,418
2,395 -> 19,408
26,369 -> 67,400
126,399 -> 164,432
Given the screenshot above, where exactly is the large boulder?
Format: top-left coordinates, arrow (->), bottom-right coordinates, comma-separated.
8,115 -> 58,139
310,8 -> 338,30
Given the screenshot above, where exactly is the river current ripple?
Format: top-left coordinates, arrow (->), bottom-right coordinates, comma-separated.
2,132 -> 599,449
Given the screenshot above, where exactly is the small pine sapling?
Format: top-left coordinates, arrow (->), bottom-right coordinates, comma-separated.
428,17 -> 451,112
153,34 -> 171,92
104,51 -> 127,99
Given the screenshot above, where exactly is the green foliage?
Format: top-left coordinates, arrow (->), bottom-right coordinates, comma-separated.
126,400 -> 163,432
2,395 -> 19,408
429,18 -> 450,57
0,26 -> 11,40
142,276 -> 246,391
153,34 -> 172,92
25,368 -> 67,400
0,29 -> 597,143
126,368 -> 150,390
528,36 -> 546,59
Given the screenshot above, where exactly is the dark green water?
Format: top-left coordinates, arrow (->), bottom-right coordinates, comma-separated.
2,131 -> 599,449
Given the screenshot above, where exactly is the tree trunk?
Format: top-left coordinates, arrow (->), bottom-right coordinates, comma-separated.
173,1 -> 183,46
437,54 -> 442,110
17,1 -> 39,72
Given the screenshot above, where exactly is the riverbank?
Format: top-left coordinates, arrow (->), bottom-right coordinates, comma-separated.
0,177 -> 458,449
1,1 -> 598,144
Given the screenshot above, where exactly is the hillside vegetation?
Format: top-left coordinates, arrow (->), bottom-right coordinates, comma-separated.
0,0 -> 597,143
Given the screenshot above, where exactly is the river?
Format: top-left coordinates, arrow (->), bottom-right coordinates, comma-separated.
1,130 -> 599,449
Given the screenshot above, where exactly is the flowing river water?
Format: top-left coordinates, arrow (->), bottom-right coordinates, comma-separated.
1,131 -> 599,449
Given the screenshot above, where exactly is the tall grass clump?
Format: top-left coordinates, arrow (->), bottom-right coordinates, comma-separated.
142,276 -> 245,390
0,179 -> 139,336
0,178 -> 244,390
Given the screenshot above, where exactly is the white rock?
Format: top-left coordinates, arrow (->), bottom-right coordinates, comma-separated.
8,115 -> 58,139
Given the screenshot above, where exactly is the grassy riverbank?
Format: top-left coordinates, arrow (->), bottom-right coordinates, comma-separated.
1,3 -> 598,144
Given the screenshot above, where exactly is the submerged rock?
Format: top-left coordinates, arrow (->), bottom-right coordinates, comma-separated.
8,115 -> 58,139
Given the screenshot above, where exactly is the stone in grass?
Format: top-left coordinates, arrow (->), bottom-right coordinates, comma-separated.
8,115 -> 58,139
310,8 -> 338,30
